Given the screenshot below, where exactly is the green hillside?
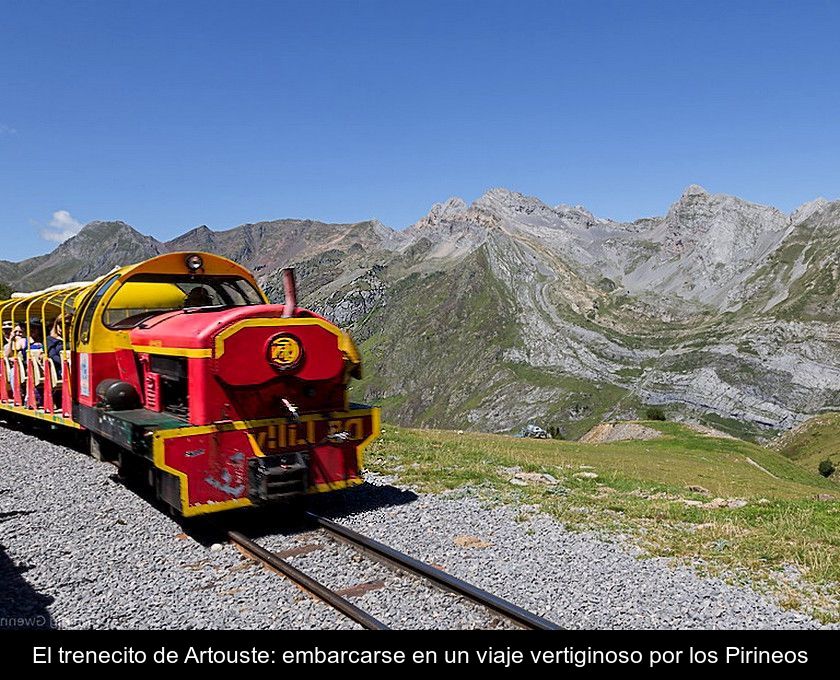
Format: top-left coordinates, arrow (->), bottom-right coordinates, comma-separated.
774,413 -> 840,480
366,422 -> 840,621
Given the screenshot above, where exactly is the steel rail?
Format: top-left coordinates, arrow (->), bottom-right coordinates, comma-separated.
306,512 -> 562,630
227,530 -> 390,630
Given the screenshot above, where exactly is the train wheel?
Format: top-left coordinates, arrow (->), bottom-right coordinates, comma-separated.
89,433 -> 117,462
117,448 -> 148,481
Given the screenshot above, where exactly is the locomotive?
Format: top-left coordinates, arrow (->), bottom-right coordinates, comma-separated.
0,252 -> 379,516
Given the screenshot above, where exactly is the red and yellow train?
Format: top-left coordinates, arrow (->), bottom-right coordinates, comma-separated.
0,252 -> 379,516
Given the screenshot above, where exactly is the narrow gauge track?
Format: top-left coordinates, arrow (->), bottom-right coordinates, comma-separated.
228,513 -> 561,631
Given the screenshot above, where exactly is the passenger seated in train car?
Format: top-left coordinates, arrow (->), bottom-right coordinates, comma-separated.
3,324 -> 27,394
2,320 -> 12,345
26,319 -> 46,408
4,323 -> 27,359
25,318 -> 45,353
46,315 -> 70,409
1,321 -> 13,391
47,315 -> 70,378
183,285 -> 214,309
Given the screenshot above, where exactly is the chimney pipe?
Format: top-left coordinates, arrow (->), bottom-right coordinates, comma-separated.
281,268 -> 297,318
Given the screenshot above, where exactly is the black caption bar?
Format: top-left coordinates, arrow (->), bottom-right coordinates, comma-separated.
4,630 -> 834,672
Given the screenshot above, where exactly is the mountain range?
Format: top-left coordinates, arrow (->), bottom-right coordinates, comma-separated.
2,185 -> 837,440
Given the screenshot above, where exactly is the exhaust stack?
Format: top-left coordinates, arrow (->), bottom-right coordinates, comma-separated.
281,268 -> 297,318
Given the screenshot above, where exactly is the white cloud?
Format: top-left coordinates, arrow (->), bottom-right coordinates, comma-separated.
0,123 -> 16,136
40,210 -> 85,243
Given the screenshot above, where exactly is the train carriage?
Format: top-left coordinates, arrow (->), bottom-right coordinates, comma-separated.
0,252 -> 379,516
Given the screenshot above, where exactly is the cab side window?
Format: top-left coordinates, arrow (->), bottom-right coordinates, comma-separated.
77,275 -> 120,344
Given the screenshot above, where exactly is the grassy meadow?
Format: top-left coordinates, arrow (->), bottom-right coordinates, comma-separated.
364,420 -> 840,622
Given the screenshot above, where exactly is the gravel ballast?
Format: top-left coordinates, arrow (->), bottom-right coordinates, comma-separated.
0,425 -> 831,629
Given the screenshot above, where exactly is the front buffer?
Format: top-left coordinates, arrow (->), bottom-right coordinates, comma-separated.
152,407 -> 379,516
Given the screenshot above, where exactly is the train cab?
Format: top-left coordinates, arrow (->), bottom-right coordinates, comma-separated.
0,252 -> 379,516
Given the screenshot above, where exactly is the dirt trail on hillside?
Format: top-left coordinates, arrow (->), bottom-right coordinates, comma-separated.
580,420 -> 736,443
579,422 -> 662,443
681,422 -> 737,440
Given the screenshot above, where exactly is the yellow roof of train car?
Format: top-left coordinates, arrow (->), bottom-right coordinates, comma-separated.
0,252 -> 268,347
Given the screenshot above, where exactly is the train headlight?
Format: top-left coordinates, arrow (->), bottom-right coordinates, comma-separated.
185,254 -> 204,271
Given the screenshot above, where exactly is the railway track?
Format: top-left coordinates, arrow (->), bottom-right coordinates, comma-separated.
229,512 -> 562,630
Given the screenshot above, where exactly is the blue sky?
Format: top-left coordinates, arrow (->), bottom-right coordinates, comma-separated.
1,1 -> 839,261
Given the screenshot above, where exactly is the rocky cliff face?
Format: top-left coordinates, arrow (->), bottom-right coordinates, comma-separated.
3,186 -> 837,439
302,186 -> 839,439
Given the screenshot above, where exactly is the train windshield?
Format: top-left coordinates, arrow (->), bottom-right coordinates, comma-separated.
102,274 -> 264,329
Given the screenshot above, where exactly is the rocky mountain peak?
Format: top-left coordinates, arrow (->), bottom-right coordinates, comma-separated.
3,219 -> 165,290
409,197 -> 468,231
167,224 -> 217,250
362,219 -> 403,249
473,187 -> 554,218
666,185 -> 716,220
681,184 -> 710,198
430,197 -> 468,221
475,186 -> 527,204
554,203 -> 602,228
60,220 -> 158,255
76,219 -> 135,237
664,186 -> 786,235
790,198 -> 829,225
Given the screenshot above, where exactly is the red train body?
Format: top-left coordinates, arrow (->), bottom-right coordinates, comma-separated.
0,253 -> 379,516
